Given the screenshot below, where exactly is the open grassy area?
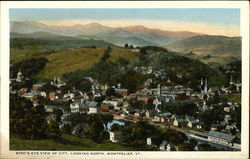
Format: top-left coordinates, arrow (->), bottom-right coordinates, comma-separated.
10,134 -> 135,151
36,48 -> 105,79
220,93 -> 241,104
36,48 -> 139,80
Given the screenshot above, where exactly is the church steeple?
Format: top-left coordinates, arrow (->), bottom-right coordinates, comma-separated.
230,73 -> 234,85
204,77 -> 208,93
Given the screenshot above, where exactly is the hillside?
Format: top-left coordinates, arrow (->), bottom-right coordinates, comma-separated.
10,36 -> 119,63
35,48 -> 106,79
165,35 -> 241,57
35,48 -> 139,80
122,25 -> 203,38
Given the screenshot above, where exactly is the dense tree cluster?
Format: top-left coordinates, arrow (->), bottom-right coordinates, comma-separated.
10,94 -> 48,140
10,57 -> 48,79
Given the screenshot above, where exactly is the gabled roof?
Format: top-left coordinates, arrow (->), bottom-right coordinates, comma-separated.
208,131 -> 235,141
89,101 -> 98,107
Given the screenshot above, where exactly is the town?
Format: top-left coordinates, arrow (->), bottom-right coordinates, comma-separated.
10,63 -> 241,151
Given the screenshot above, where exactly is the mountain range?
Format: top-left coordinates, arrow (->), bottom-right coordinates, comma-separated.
10,20 -> 241,57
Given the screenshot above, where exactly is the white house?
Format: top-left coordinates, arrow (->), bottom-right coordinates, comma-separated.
147,138 -> 152,145
70,102 -> 80,113
109,131 -> 122,143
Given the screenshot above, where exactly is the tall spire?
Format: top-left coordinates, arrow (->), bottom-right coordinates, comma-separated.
204,77 -> 208,93
230,73 -> 234,85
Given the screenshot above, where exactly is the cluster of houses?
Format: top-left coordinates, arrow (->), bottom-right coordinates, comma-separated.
10,68 -> 241,151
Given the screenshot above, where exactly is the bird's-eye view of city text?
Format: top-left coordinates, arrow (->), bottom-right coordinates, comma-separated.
9,8 -> 242,152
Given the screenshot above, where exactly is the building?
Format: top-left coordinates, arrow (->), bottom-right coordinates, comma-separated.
32,83 -> 46,92
208,131 -> 235,145
18,88 -> 28,95
88,102 -> 99,114
147,138 -> 152,145
109,131 -> 123,143
114,88 -> 128,96
186,116 -> 199,128
16,70 -> 24,82
173,117 -> 186,127
100,103 -> 114,111
72,123 -> 89,138
70,102 -> 80,113
137,95 -> 155,104
48,92 -> 56,100
159,140 -> 171,151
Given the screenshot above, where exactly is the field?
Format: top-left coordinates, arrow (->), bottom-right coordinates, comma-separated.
10,134 -> 135,151
36,48 -> 138,80
220,93 -> 241,104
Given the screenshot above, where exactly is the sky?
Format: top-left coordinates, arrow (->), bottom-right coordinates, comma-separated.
10,8 -> 240,36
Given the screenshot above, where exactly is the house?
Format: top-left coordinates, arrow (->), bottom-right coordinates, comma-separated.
173,117 -> 186,127
70,102 -> 80,113
23,92 -> 38,100
159,112 -> 172,123
40,91 -> 47,98
48,92 -> 56,100
44,105 -> 56,113
159,140 -> 171,151
137,95 -> 155,104
103,100 -> 121,109
175,93 -> 188,101
88,101 -> 99,114
210,124 -> 218,131
208,87 -> 219,93
32,83 -> 46,92
145,110 -> 157,118
208,130 -> 235,145
196,122 -> 204,129
152,115 -> 161,122
72,123 -> 89,138
147,138 -> 152,145
109,131 -> 123,143
144,79 -> 153,87
45,114 -> 55,124
224,115 -> 232,124
79,103 -> 89,114
100,103 -> 114,111
186,116 -> 199,128
225,125 -> 236,134
134,111 -> 144,118
63,92 -> 74,99
114,88 -> 128,96
18,88 -> 28,95
224,107 -> 231,112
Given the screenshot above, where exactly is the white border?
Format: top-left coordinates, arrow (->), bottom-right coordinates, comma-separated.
0,1 -> 249,159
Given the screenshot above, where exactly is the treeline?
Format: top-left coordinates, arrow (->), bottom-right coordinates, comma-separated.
10,57 -> 48,79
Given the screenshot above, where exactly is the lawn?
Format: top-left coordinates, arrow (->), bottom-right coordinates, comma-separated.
220,93 -> 241,104
10,134 -> 135,151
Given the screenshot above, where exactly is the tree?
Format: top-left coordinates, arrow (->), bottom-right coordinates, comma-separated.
62,124 -> 72,134
124,43 -> 129,49
48,108 -> 63,137
105,87 -> 115,97
10,94 -> 48,140
86,120 -> 104,143
129,45 -> 134,49
198,144 -> 218,151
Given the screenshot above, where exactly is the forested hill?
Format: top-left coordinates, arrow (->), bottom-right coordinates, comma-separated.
10,34 -> 239,91
165,35 -> 241,57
